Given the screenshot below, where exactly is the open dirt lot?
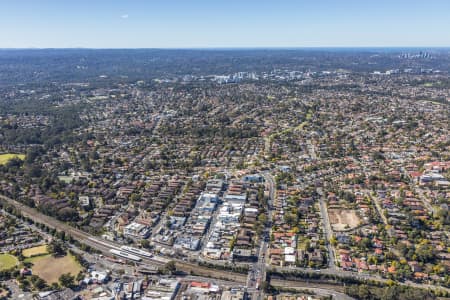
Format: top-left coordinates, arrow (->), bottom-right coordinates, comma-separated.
29,254 -> 82,283
328,208 -> 361,231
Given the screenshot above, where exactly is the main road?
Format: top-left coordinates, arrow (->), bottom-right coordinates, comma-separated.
317,187 -> 337,270
248,172 -> 275,300
271,278 -> 356,300
308,139 -> 337,268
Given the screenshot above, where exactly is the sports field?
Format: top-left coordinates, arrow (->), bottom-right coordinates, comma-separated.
0,254 -> 18,270
22,245 -> 48,257
0,153 -> 25,165
28,254 -> 82,283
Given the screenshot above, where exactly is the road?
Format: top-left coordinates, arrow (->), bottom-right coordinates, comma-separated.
317,187 -> 337,270
413,183 -> 437,215
198,200 -> 222,254
306,139 -> 318,160
362,189 -> 403,261
370,190 -> 389,225
308,139 -> 337,269
150,211 -> 167,241
269,264 -> 450,294
181,275 -> 244,288
271,279 -> 355,300
247,172 -> 275,300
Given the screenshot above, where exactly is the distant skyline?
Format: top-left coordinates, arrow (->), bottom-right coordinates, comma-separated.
1,0 -> 450,48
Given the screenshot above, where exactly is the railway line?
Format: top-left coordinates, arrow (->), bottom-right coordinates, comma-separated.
2,192 -> 450,294
0,194 -> 247,283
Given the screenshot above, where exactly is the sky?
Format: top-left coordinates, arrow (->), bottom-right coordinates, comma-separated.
1,0 -> 450,48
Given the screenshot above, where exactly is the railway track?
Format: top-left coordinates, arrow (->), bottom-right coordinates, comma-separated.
0,194 -> 247,283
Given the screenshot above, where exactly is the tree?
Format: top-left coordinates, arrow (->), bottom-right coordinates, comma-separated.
164,261 -> 177,274
30,275 -> 47,290
26,165 -> 42,178
57,207 -> 78,222
229,237 -> 237,250
257,214 -> 268,226
415,243 -> 435,263
58,273 -> 75,288
47,240 -> 66,257
140,239 -> 150,249
50,282 -> 59,290
76,271 -> 84,282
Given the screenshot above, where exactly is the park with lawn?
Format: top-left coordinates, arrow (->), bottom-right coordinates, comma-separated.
0,153 -> 25,165
0,254 -> 18,271
25,253 -> 83,284
22,245 -> 48,258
